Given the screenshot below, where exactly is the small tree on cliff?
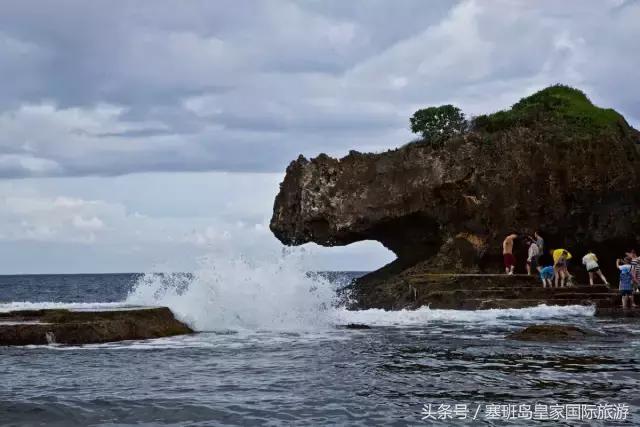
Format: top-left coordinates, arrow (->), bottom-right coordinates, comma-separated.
410,105 -> 467,144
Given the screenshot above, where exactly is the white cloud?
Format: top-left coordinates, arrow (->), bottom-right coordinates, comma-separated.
72,215 -> 104,231
0,192 -> 120,243
0,154 -> 61,176
0,32 -> 41,56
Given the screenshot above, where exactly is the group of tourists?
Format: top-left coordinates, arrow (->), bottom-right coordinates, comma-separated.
502,232 -> 640,309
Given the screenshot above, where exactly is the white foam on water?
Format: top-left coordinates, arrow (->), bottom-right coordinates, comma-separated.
331,304 -> 596,327
124,250 -> 596,332
2,250 -> 596,336
0,302 -> 128,313
125,251 -> 338,332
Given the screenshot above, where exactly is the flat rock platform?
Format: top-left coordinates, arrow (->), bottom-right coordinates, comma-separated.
382,274 -> 637,312
0,306 -> 193,346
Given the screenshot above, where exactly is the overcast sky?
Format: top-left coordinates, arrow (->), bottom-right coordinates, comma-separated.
0,0 -> 638,273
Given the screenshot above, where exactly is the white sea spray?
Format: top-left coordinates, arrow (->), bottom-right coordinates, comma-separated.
124,250 -> 595,332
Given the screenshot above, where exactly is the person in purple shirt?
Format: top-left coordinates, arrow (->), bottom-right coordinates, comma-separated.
617,257 -> 637,309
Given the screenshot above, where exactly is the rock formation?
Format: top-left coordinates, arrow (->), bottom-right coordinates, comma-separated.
507,324 -> 600,342
271,86 -> 640,308
0,307 -> 193,346
345,273 -> 622,311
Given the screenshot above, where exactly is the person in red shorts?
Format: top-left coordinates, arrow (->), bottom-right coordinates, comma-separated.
503,234 -> 518,275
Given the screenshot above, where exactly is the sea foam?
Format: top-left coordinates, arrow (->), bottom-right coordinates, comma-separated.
331,304 -> 595,327
0,302 -> 127,312
124,251 -> 595,332
125,251 -> 338,331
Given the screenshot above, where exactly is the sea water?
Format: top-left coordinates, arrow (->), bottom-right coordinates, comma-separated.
1,253 -> 639,426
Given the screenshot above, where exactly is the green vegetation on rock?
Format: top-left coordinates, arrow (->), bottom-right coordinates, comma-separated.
409,104 -> 467,145
473,84 -> 624,134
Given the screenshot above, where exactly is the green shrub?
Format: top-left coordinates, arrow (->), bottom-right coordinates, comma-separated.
410,105 -> 467,145
472,84 -> 623,135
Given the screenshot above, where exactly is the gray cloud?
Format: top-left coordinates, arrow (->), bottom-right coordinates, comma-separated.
0,0 -> 638,178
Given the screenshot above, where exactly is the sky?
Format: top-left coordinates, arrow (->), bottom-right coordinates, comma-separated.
0,0 -> 638,273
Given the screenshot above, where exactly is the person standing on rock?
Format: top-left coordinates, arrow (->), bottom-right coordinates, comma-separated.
526,239 -> 540,275
503,234 -> 518,275
625,249 -> 640,294
617,257 -> 636,309
553,249 -> 572,288
535,232 -> 544,254
528,232 -> 544,257
582,251 -> 609,286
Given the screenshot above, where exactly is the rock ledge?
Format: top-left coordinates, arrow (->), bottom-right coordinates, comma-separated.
507,324 -> 599,342
0,307 -> 193,346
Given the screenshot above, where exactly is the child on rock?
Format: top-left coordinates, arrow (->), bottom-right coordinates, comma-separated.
617,257 -> 637,309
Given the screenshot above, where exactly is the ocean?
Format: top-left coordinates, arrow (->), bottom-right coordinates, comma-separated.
1,260 -> 639,426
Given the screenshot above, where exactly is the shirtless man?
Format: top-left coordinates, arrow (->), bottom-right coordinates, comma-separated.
503,234 -> 518,275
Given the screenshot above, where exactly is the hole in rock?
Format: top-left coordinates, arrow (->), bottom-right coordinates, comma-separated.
302,240 -> 396,276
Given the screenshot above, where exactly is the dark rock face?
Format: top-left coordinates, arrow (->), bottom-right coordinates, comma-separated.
0,307 -> 193,346
271,87 -> 640,308
272,128 -> 640,273
595,306 -> 640,317
507,324 -> 599,342
340,323 -> 371,330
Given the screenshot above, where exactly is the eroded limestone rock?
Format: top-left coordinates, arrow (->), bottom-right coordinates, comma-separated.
271,86 -> 640,308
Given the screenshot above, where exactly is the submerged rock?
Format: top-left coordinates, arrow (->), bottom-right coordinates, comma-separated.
507,324 -> 599,342
0,307 -> 193,346
340,323 -> 371,329
270,85 -> 640,309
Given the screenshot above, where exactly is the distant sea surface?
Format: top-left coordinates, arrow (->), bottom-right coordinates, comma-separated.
1,272 -> 639,426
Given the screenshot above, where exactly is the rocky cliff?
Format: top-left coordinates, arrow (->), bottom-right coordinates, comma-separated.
270,86 -> 640,308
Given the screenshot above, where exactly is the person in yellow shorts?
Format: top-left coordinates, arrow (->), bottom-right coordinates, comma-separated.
553,249 -> 572,288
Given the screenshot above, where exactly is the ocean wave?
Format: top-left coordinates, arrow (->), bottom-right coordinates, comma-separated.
330,304 -> 595,327
125,252 -> 338,332
123,251 -> 596,332
0,301 -> 129,312
2,250 -> 596,333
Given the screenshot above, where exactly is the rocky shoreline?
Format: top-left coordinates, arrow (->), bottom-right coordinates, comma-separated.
0,307 -> 192,346
270,86 -> 640,311
343,273 -> 637,312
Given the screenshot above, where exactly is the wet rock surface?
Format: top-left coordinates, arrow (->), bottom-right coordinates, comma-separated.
507,324 -> 601,342
0,307 -> 193,346
342,273 -> 626,311
340,323 -> 371,330
595,306 -> 640,318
